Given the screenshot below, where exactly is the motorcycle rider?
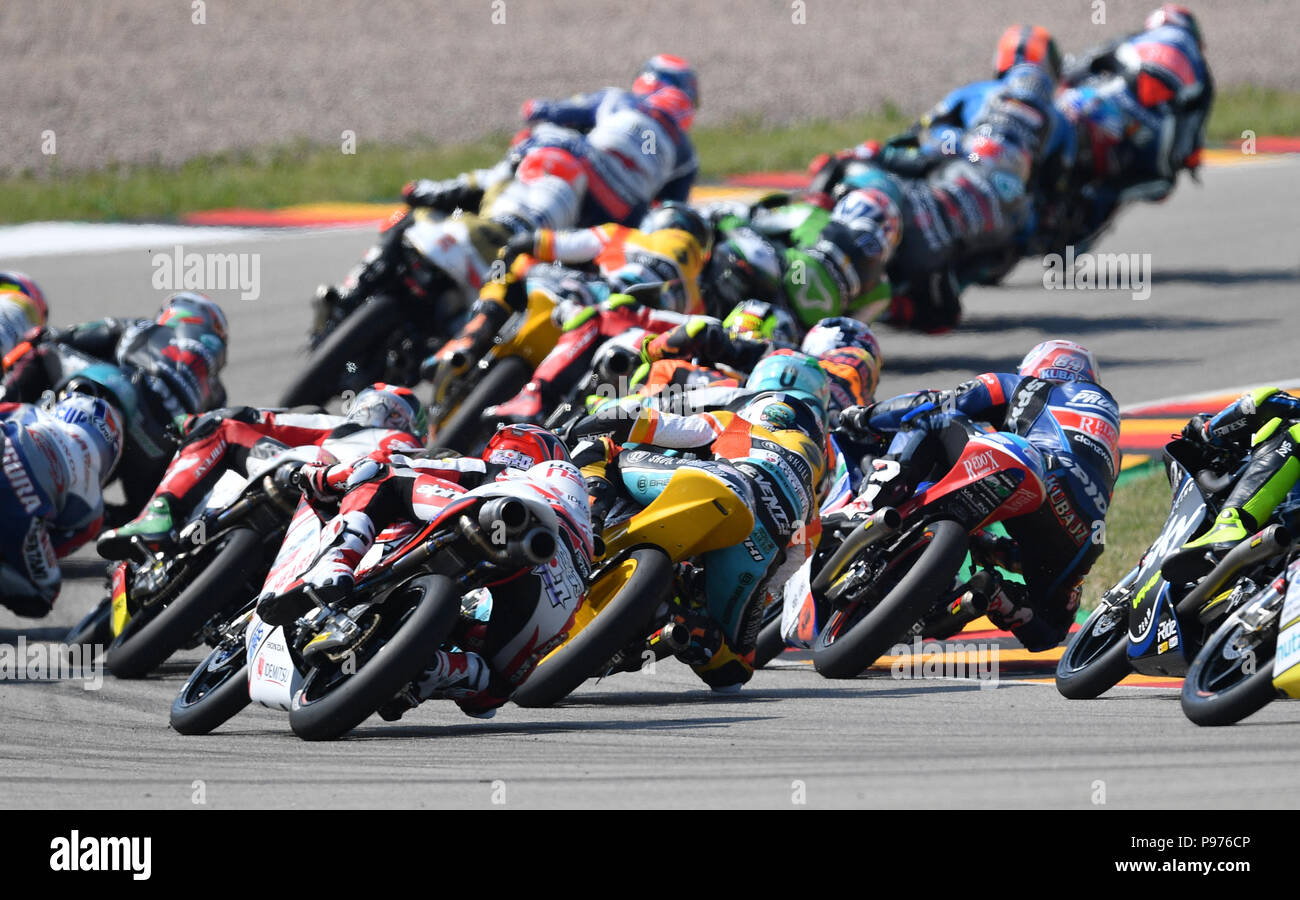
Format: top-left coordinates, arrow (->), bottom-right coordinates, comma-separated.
1,291 -> 230,522
404,55 -> 700,235
0,272 -> 48,364
259,424 -> 595,720
421,201 -> 713,395
1054,5 -> 1212,253
569,349 -> 831,691
703,185 -> 902,325
96,383 -> 427,560
0,394 -> 123,617
837,339 -> 1119,650
806,49 -> 1060,333
809,26 -> 1074,289
1163,388 -> 1300,584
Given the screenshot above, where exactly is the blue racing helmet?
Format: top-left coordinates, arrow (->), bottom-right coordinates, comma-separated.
745,349 -> 831,418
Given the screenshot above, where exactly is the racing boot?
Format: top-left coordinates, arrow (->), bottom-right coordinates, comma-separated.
1162,507 -> 1257,587
667,600 -> 752,693
97,496 -> 181,560
378,650 -> 496,721
483,380 -> 551,426
860,458 -> 917,512
256,511 -> 374,626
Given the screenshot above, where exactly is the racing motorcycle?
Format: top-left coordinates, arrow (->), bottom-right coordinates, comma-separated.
2,341 -> 177,526
511,465 -> 755,707
1056,437 -> 1298,699
170,468 -> 564,740
279,207 -> 510,408
803,415 -> 1050,678
91,440 -> 328,678
427,273 -> 564,452
1179,545 -> 1300,726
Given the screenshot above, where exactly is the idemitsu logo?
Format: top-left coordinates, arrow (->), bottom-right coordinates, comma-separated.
49,831 -> 151,880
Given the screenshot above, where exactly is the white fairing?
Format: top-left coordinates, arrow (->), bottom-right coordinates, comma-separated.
403,215 -> 493,301
246,614 -> 301,710
780,556 -> 817,649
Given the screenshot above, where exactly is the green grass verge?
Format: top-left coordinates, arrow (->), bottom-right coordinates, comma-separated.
1081,467 -> 1171,613
2,85 -> 1296,224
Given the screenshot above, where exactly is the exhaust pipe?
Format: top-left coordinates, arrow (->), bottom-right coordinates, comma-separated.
509,527 -> 557,566
478,497 -> 530,537
652,622 -> 691,652
1174,524 -> 1291,618
811,507 -> 901,594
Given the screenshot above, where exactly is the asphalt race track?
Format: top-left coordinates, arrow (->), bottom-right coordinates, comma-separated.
0,157 -> 1298,808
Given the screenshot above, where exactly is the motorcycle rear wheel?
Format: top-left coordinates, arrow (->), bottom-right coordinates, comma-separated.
288,573 -> 461,740
512,547 -> 674,708
433,355 -> 533,453
813,519 -> 968,679
279,293 -> 405,407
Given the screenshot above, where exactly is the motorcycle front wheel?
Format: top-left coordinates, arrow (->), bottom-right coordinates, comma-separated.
813,519 -> 968,679
1180,616 -> 1280,726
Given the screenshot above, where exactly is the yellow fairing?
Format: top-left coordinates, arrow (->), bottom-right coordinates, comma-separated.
1273,615 -> 1300,698
1274,665 -> 1300,699
543,554 -> 644,657
601,467 -> 755,563
110,583 -> 131,636
496,289 -> 561,368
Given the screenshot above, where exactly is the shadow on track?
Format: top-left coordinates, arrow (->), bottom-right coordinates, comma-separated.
1149,267 -> 1300,286
345,713 -> 781,741
961,312 -> 1269,336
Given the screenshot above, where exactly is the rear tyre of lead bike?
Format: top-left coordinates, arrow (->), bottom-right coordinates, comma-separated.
279,293 -> 406,407
752,616 -> 787,669
288,574 -> 462,741
512,547 -> 674,708
813,519 -> 968,679
1180,617 -> 1280,726
433,355 -> 533,454
169,622 -> 252,735
1054,596 -> 1132,699
106,528 -> 265,679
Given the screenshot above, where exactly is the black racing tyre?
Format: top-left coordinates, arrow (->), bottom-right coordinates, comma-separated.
1055,596 -> 1132,699
105,528 -> 265,679
512,547 -> 674,708
169,623 -> 252,735
434,355 -> 533,454
64,597 -> 114,649
288,574 -> 462,741
1180,617 -> 1281,726
279,293 -> 406,407
813,520 -> 968,679
752,616 -> 787,669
